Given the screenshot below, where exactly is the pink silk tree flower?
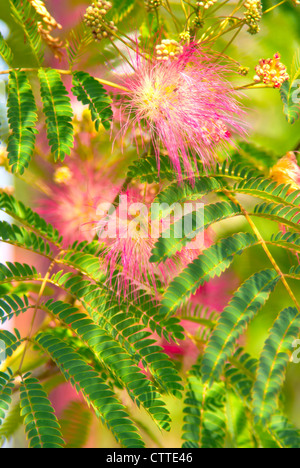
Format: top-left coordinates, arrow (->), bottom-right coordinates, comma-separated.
37,161 -> 120,247
98,187 -> 211,298
113,42 -> 246,179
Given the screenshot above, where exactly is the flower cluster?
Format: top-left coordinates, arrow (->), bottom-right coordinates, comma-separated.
155,39 -> 183,61
244,0 -> 262,35
115,43 -> 245,179
238,65 -> 250,76
254,53 -> 289,88
144,0 -> 162,12
83,1 -> 117,41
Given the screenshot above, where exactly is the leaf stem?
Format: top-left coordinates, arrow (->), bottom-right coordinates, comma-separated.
264,0 -> 287,14
0,68 -> 131,93
224,190 -> 300,312
17,258 -> 57,373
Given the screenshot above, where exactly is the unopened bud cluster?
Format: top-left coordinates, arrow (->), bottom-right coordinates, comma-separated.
0,147 -> 7,166
145,0 -> 162,12
238,65 -> 250,76
254,53 -> 289,88
155,39 -> 183,61
84,1 -> 117,41
244,0 -> 262,35
192,13 -> 204,29
196,0 -> 217,9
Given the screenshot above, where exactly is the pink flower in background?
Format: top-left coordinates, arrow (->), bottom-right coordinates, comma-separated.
37,161 -> 120,247
114,43 -> 246,179
191,271 -> 240,312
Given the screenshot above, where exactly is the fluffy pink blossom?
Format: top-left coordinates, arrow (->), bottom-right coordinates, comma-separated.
254,52 -> 289,89
114,42 -> 246,179
98,187 -> 211,297
37,161 -> 120,247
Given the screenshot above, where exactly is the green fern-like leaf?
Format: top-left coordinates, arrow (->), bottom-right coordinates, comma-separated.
150,201 -> 242,263
0,369 -> 14,427
59,246 -> 184,342
182,363 -> 226,448
128,157 -> 258,185
280,79 -> 300,124
38,69 -> 74,162
112,0 -> 135,22
225,348 -> 300,448
35,332 -> 145,447
0,328 -> 21,357
94,302 -> 183,397
0,294 -> 30,324
0,403 -> 22,445
0,220 -> 54,260
127,153 -> 175,183
7,71 -> 38,174
290,49 -> 300,83
267,413 -> 300,448
201,270 -> 280,383
72,71 -> 113,131
0,262 -> 39,285
252,307 -> 300,424
253,201 -> 300,231
42,295 -> 177,425
66,25 -> 93,68
155,176 -> 223,206
234,177 -> 300,208
160,232 -> 258,316
20,374 -> 65,448
230,142 -> 278,170
224,348 -> 257,403
225,389 -> 254,447
0,192 -> 62,246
